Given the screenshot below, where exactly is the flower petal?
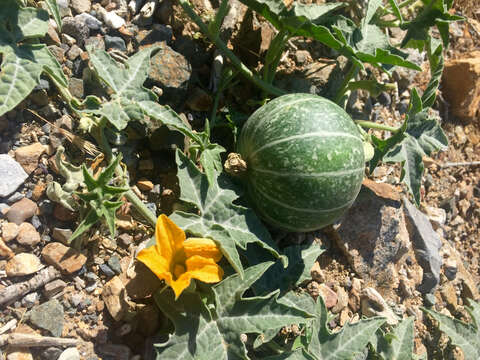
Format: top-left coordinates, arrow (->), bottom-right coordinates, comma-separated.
185,255 -> 224,283
155,214 -> 186,266
183,237 -> 223,262
170,273 -> 193,299
137,245 -> 173,285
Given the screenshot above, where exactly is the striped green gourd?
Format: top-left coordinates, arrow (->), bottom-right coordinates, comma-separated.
237,93 -> 365,232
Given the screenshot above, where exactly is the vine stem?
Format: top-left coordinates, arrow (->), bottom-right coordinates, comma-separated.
178,0 -> 286,97
334,61 -> 359,105
354,120 -> 400,133
124,189 -> 157,227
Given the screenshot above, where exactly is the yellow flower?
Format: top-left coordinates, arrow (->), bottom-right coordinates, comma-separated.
137,214 -> 224,299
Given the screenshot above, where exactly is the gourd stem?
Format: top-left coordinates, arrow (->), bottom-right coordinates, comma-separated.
354,120 -> 400,133
124,189 -> 157,227
178,0 -> 286,97
334,61 -> 359,105
224,153 -> 247,176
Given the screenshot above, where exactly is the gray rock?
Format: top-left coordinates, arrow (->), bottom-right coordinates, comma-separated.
335,181 -> 410,293
107,255 -> 122,274
68,77 -> 84,98
84,36 -> 105,51
148,44 -> 191,105
99,264 -> 115,278
0,155 -> 28,198
40,347 -> 63,360
403,197 -> 442,294
62,17 -> 90,47
135,25 -> 172,46
28,299 -> 64,337
56,0 -> 72,18
105,35 -> 126,52
75,13 -> 102,30
6,192 -> 24,204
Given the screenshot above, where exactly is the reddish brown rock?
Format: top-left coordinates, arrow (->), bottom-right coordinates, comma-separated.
16,222 -> 41,247
102,276 -> 129,321
6,198 -> 38,225
41,242 -> 87,274
318,284 -> 337,309
31,182 -> 46,201
442,52 -> 480,121
53,203 -> 77,222
14,143 -> 46,174
0,237 -> 14,259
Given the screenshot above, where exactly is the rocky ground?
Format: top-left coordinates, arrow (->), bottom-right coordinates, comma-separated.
0,0 -> 479,359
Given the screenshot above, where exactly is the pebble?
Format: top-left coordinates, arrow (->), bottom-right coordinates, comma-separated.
62,17 -> 90,46
16,222 -> 41,247
40,347 -> 63,360
361,287 -> 398,325
107,255 -> 122,274
6,253 -> 43,276
0,155 -> 28,197
70,0 -> 91,13
29,299 -> 64,337
56,0 -> 72,17
6,198 -> 38,225
102,276 -> 129,321
67,44 -> 83,60
103,10 -> 126,29
318,284 -> 338,309
2,222 -> 19,242
97,344 -> 131,360
58,347 -> 81,360
136,180 -> 154,192
6,192 -> 24,204
22,292 -> 40,308
118,233 -> 133,247
0,238 -> 14,259
42,242 -> 87,274
44,279 -> 67,298
99,263 -> 115,278
14,142 -> 46,174
105,35 -> 126,51
75,13 -> 102,30
30,215 -> 42,229
6,349 -> 34,360
52,228 -> 73,244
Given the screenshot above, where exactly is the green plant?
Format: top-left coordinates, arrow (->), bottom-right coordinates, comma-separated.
233,93 -> 365,231
179,0 -> 459,205
423,299 -> 480,360
0,0 -> 67,116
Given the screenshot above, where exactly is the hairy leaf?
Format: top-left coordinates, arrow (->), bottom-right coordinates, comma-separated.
306,296 -> 385,359
423,301 -> 480,360
170,151 -> 285,277
251,241 -> 324,295
421,37 -> 443,108
387,0 -> 403,22
377,317 -> 415,360
44,0 -> 62,31
369,120 -> 407,173
155,262 -> 313,359
0,0 -> 62,117
400,0 -> 463,49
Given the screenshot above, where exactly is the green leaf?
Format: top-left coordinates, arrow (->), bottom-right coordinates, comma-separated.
0,48 -> 44,116
44,0 -> 63,31
87,46 -> 158,101
138,100 -> 202,144
265,349 -> 315,360
69,154 -> 128,247
199,144 -> 226,186
400,0 -> 463,49
377,317 -> 415,360
13,5 -> 49,41
369,120 -> 407,173
32,44 -> 69,88
421,37 -> 443,108
423,306 -> 480,360
387,0 -> 403,22
169,151 -> 285,277
306,296 -> 386,360
251,241 -> 324,295
155,262 -> 314,359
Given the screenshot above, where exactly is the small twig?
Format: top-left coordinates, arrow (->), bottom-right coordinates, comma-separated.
27,109 -> 100,156
0,267 -> 60,307
7,333 -> 80,347
441,161 -> 480,168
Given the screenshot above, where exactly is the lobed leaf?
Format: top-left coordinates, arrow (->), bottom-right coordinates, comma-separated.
423,307 -> 480,360
170,151 -> 285,277
155,262 -> 313,359
377,317 -> 415,360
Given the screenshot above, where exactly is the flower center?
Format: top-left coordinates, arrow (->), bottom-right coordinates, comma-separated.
173,263 -> 186,279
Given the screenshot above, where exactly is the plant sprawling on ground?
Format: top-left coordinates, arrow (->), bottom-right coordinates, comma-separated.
0,0 -> 467,358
